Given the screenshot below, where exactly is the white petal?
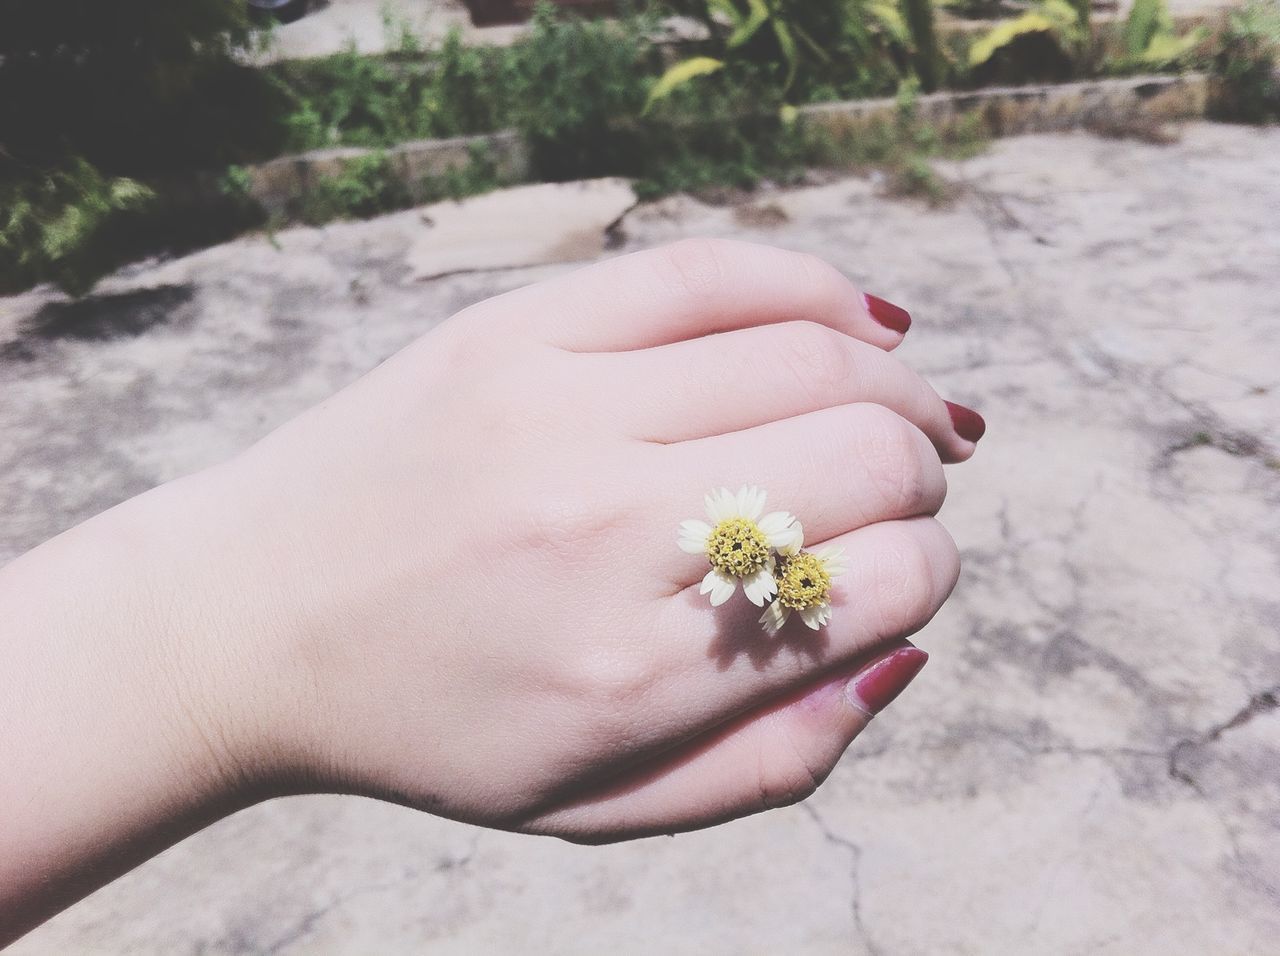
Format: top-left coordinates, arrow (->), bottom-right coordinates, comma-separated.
710,574 -> 737,606
701,568 -> 737,606
819,547 -> 850,577
744,486 -> 766,521
799,606 -> 824,630
677,519 -> 713,554
742,567 -> 778,607
757,511 -> 791,534
759,602 -> 789,636
704,491 -> 722,523
770,519 -> 804,556
716,487 -> 738,521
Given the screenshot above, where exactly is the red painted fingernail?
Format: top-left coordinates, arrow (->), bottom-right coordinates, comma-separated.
864,293 -> 912,334
945,400 -> 987,443
846,646 -> 928,716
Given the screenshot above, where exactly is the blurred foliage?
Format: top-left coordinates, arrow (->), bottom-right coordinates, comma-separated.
1,0 -> 1265,298
901,0 -> 943,91
804,77 -> 988,202
298,152 -> 413,225
0,0 -> 284,294
967,0 -> 1085,79
1114,0 -> 1207,70
273,27 -> 513,151
506,5 -> 659,180
0,161 -> 154,297
1211,0 -> 1280,121
297,142 -> 507,224
652,0 -> 914,106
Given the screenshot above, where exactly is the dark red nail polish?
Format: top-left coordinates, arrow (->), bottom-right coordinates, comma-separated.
864,293 -> 912,334
945,400 -> 987,443
847,646 -> 928,715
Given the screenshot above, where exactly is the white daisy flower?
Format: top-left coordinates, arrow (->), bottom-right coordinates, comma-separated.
758,545 -> 850,635
678,486 -> 802,607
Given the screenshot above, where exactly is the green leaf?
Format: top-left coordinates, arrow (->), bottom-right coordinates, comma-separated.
771,18 -> 798,89
727,0 -> 771,48
868,1 -> 911,45
1140,25 -> 1207,64
1041,0 -> 1085,32
1124,0 -> 1164,56
792,22 -> 831,62
706,0 -> 744,27
968,12 -> 1058,67
642,57 -> 725,113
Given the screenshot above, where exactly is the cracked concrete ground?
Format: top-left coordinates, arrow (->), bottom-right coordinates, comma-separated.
3,121 -> 1279,953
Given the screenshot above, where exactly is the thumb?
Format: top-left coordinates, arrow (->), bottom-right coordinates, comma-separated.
525,644 -> 928,844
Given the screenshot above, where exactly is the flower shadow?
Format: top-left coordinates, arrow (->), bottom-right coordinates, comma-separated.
684,585 -> 853,672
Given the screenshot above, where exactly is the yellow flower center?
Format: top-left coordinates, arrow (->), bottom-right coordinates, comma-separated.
777,553 -> 831,610
706,517 -> 771,578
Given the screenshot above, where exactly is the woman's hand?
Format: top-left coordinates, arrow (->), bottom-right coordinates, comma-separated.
193,239 -> 979,838
1,239 -> 983,943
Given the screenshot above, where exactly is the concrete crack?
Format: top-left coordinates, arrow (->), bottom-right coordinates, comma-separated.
801,803 -> 881,956
262,831 -> 484,954
1168,685 -> 1280,788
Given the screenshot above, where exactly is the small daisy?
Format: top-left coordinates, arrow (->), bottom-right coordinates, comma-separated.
759,546 -> 850,635
678,486 -> 803,607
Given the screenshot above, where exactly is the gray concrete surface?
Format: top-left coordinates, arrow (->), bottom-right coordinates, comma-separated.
3,121 -> 1279,953
259,0 -> 519,61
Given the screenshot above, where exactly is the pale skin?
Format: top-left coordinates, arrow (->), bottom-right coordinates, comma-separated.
0,239 -> 978,945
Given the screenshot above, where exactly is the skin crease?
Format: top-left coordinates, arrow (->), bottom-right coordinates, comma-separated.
0,239 -> 974,944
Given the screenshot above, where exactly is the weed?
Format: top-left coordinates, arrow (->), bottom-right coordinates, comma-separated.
298,153 -> 412,225
1212,0 -> 1280,121
419,143 -> 509,203
0,160 -> 155,296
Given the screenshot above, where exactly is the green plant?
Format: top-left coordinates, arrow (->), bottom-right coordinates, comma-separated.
798,77 -> 987,202
1115,0 -> 1207,70
218,165 -> 254,201
966,0 -> 1083,79
272,26 -> 511,153
0,0 -> 293,295
1212,0 -> 1280,121
507,4 -> 654,180
298,152 -> 412,225
0,160 -> 155,296
420,143 -> 509,203
651,0 -> 912,108
900,0 -> 943,91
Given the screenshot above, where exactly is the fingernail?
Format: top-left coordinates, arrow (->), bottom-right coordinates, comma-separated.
846,646 -> 928,716
945,400 -> 987,443
864,293 -> 911,334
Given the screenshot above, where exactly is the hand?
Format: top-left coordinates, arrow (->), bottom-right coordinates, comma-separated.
2,239 -> 985,943
184,238 -> 978,840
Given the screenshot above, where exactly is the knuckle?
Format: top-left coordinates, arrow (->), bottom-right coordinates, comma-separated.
778,321 -> 854,397
508,491 -> 629,563
791,250 -> 854,306
653,238 -> 731,302
872,523 -> 940,637
756,726 -> 828,811
859,408 -> 929,516
566,646 -> 656,744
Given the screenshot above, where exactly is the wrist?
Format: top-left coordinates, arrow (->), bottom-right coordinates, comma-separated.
0,469 -> 293,941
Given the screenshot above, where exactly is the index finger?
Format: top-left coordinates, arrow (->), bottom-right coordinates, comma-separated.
481,238 -> 912,353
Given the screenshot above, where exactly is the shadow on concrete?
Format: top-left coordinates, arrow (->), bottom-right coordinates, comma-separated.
24,284 -> 196,343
